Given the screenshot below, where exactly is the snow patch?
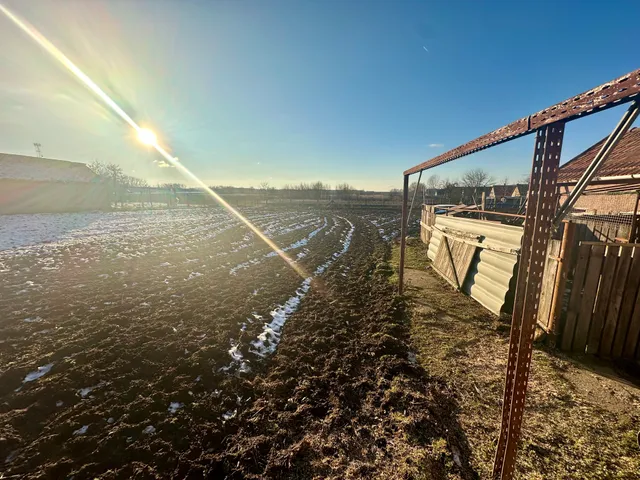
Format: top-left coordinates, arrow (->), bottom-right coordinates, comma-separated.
23,363 -> 54,383
143,425 -> 156,434
23,316 -> 43,323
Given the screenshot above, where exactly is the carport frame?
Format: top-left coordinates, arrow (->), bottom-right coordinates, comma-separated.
399,68 -> 640,479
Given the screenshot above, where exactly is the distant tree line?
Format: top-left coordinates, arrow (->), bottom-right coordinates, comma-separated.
88,161 -> 149,189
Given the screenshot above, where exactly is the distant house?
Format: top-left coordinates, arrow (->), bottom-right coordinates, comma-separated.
0,153 -> 110,214
557,127 -> 640,214
511,184 -> 528,198
489,184 -> 517,200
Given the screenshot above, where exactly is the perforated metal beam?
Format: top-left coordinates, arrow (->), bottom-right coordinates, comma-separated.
493,123 -> 565,479
404,68 -> 640,175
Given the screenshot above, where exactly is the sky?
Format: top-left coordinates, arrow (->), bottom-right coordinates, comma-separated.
0,0 -> 638,191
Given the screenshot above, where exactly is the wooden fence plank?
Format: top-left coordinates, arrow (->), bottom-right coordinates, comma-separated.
538,240 -> 561,331
599,247 -> 632,357
572,245 -> 605,353
587,246 -> 620,354
623,287 -> 640,359
612,247 -> 640,357
561,244 -> 591,351
432,236 -> 477,289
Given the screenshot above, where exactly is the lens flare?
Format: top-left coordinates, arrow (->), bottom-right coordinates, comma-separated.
0,3 -> 309,280
137,128 -> 157,146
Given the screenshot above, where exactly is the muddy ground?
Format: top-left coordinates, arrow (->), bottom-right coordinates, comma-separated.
0,208 -> 478,479
396,241 -> 640,480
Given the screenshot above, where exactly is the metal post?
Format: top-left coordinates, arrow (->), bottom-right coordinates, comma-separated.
399,174 -> 409,295
553,101 -> 639,227
493,123 -> 565,479
548,221 -> 576,344
407,170 -> 422,224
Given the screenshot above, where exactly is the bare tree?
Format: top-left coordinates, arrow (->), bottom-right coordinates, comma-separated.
461,168 -> 494,188
461,168 -> 494,205
259,181 -> 272,204
311,181 -> 327,202
335,183 -> 354,202
426,174 -> 440,192
439,178 -> 459,203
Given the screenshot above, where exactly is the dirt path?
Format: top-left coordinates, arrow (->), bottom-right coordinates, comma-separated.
399,243 -> 640,479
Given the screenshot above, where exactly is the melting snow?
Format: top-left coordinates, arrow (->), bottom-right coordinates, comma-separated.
23,363 -> 54,383
73,425 -> 89,436
23,316 -> 43,323
222,409 -> 237,421
143,425 -> 156,434
168,402 -> 183,414
78,385 -> 97,398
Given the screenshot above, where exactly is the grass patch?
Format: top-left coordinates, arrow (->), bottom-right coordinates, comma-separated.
394,247 -> 640,479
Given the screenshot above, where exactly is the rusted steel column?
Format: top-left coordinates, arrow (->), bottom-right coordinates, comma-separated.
398,174 -> 409,295
548,221 -> 577,344
493,123 -> 565,479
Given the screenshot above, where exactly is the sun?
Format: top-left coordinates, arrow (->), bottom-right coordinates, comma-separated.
137,128 -> 157,146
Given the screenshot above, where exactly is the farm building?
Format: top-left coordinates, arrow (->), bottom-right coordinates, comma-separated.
488,184 -> 516,200
0,153 -> 110,214
557,127 -> 640,214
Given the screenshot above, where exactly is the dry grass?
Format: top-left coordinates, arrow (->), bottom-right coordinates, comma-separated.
395,242 -> 640,479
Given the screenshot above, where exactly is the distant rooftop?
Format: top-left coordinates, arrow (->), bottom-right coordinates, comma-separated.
0,153 -> 97,183
558,127 -> 640,184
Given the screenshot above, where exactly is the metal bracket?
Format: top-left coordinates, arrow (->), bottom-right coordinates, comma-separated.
493,123 -> 565,479
553,101 -> 639,227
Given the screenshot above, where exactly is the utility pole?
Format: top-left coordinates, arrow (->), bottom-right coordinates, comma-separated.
33,143 -> 43,158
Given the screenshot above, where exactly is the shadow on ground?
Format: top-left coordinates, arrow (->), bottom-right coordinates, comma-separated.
396,242 -> 640,480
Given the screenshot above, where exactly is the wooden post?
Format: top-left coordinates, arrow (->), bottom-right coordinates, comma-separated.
481,191 -> 486,220
548,221 -> 576,345
398,174 -> 409,295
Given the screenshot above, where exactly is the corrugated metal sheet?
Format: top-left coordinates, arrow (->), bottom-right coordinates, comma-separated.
557,127 -> 640,184
427,216 -> 523,315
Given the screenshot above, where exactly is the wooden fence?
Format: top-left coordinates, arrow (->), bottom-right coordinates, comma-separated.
560,243 -> 640,359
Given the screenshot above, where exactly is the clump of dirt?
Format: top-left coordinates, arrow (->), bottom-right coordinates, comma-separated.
213,237 -> 478,479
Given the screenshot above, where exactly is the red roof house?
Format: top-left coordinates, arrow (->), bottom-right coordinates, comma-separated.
557,127 -> 640,213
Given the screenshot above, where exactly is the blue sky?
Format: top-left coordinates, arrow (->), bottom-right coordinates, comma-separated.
0,0 -> 638,190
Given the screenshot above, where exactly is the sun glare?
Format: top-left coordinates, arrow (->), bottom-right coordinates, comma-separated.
137,128 -> 157,146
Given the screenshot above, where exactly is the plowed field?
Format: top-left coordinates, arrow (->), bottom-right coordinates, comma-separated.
0,208 -> 474,479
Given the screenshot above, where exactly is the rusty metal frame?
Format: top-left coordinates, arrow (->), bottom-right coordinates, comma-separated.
398,67 -> 640,479
404,69 -> 640,176
553,100 -> 639,227
493,123 -> 564,479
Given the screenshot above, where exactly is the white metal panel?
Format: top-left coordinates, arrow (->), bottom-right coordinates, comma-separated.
429,216 -> 523,315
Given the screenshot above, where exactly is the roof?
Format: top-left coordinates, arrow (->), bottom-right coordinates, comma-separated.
558,127 -> 640,184
0,153 -> 97,183
491,185 -> 517,197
